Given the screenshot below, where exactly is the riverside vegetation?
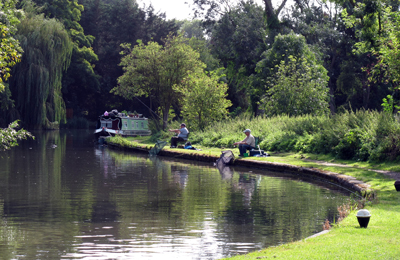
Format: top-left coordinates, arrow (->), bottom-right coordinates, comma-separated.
107,109 -> 400,259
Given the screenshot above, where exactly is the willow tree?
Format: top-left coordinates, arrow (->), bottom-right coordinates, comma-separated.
9,13 -> 73,129
31,0 -> 100,117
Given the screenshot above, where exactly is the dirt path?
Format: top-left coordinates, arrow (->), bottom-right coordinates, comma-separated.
304,159 -> 400,180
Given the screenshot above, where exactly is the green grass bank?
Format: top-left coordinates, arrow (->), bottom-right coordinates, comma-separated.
106,110 -> 400,259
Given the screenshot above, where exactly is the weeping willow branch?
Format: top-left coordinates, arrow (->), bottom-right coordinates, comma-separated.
9,13 -> 73,129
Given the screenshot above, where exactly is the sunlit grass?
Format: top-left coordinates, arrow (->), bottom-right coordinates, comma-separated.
221,202 -> 400,260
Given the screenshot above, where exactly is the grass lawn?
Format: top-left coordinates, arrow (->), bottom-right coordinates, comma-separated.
107,136 -> 400,260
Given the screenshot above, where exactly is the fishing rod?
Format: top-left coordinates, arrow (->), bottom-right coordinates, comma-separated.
133,96 -> 162,120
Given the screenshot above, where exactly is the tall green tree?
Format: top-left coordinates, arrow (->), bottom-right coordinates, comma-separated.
263,55 -> 329,116
78,0 -> 179,117
343,2 -> 400,86
0,0 -> 23,93
334,0 -> 400,111
279,2 -> 346,113
30,0 -> 99,116
0,1 -> 32,148
9,11 -> 73,128
0,0 -> 24,122
208,1 -> 267,113
256,32 -> 323,112
373,10 -> 400,90
179,20 -> 220,72
192,0 -> 288,37
179,69 -> 231,130
111,35 -> 206,130
256,32 -> 318,78
180,19 -> 205,39
187,37 -> 220,72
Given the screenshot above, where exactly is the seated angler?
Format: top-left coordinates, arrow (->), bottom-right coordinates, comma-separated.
233,129 -> 255,157
169,123 -> 189,148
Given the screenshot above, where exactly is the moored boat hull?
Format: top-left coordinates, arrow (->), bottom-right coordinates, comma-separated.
94,110 -> 151,138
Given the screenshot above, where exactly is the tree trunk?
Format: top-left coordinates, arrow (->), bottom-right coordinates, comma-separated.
262,0 -> 287,32
148,98 -> 161,131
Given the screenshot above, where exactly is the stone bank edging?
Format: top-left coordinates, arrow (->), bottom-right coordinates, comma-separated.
108,143 -> 371,195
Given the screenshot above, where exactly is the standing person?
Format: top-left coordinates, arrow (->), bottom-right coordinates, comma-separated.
169,123 -> 189,148
233,129 -> 255,156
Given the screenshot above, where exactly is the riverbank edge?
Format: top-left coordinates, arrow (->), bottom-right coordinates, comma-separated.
105,138 -> 400,260
106,142 -> 372,195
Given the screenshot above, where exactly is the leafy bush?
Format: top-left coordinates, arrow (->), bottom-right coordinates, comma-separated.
188,110 -> 400,162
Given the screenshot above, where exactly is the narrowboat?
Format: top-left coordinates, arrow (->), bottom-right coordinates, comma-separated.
94,110 -> 151,137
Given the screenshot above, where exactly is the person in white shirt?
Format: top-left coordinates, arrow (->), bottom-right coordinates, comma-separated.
233,129 -> 255,156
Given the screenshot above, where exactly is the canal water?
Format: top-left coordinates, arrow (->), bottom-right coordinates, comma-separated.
0,130 -> 351,260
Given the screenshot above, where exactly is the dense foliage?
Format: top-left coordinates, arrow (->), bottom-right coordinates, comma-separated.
1,0 -> 400,160
208,1 -> 267,113
0,0 -> 32,148
0,120 -> 32,151
78,0 -> 179,118
257,32 -> 330,116
263,56 -> 329,116
343,2 -> 400,112
9,9 -> 73,129
31,0 -> 100,116
189,110 -> 400,162
112,35 -> 207,130
179,69 -> 232,130
0,0 -> 23,110
0,0 -> 23,92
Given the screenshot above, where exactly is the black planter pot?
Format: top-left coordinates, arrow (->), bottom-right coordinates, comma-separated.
394,181 -> 400,192
357,217 -> 370,228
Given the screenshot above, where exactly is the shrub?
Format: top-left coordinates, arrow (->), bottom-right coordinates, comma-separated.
187,110 -> 400,162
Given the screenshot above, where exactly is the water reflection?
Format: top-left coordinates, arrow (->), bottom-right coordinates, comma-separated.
171,165 -> 189,188
216,163 -> 234,180
0,130 -> 350,259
